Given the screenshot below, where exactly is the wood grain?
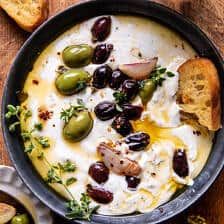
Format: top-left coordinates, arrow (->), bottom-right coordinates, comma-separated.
0,0 -> 223,223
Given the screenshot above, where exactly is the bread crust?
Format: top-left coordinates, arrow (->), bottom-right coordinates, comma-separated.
0,0 -> 49,32
177,58 -> 221,131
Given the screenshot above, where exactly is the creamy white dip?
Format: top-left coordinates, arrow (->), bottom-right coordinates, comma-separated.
20,16 -> 213,215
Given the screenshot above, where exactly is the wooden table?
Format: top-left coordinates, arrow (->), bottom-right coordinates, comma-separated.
0,0 -> 223,223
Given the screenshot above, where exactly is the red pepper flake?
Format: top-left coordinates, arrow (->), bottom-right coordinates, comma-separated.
32,79 -> 39,85
38,107 -> 53,121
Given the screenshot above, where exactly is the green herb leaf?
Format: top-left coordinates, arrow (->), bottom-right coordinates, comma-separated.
66,177 -> 77,186
23,109 -> 32,121
113,91 -> 127,104
34,123 -> 43,131
9,121 -> 20,133
35,136 -> 50,148
21,130 -> 32,141
59,160 -> 76,173
5,105 -> 21,120
158,68 -> 167,74
66,193 -> 99,220
167,71 -> 175,77
60,100 -> 86,123
24,143 -> 34,154
46,168 -> 62,184
149,67 -> 175,87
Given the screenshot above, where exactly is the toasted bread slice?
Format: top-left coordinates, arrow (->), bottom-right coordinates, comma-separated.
0,0 -> 49,32
0,203 -> 16,224
177,58 -> 221,131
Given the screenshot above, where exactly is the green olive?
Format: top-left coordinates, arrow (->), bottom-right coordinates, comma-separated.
63,111 -> 93,142
62,44 -> 93,68
55,69 -> 90,95
139,80 -> 156,105
11,214 -> 29,224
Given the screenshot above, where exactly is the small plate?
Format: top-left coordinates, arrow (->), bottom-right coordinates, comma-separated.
0,165 -> 53,224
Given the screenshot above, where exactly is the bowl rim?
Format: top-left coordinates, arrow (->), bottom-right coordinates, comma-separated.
1,0 -> 224,223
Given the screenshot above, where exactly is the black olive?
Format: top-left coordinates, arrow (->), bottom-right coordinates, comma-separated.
111,115 -> 133,136
173,149 -> 189,178
94,101 -> 117,121
125,176 -> 140,189
92,65 -> 112,89
125,132 -> 150,151
87,184 -> 113,204
121,80 -> 139,101
109,69 -> 128,90
91,16 -> 111,42
92,44 -> 113,64
121,103 -> 143,120
88,161 -> 109,184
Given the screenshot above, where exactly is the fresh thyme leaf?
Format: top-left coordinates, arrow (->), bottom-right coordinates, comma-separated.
46,168 -> 62,184
23,109 -> 32,121
21,130 -> 32,141
149,67 -> 175,87
34,122 -> 43,131
59,160 -> 76,173
60,100 -> 87,123
9,121 -> 20,133
35,136 -> 50,148
5,105 -> 21,120
66,177 -> 77,186
66,194 -> 99,220
158,67 -> 167,74
113,91 -> 127,104
24,143 -> 34,154
167,71 -> 175,77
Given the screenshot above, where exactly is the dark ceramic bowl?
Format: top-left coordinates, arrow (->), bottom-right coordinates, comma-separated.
1,0 -> 224,223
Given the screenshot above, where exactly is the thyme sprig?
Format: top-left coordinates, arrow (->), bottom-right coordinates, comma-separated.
5,105 -> 21,132
60,99 -> 86,123
149,66 -> 175,87
59,160 -> 76,173
113,91 -> 127,105
66,194 -> 99,221
5,103 -> 98,221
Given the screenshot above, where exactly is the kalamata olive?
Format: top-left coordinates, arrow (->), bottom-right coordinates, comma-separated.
63,111 -> 93,142
92,65 -> 112,89
121,80 -> 139,101
111,115 -> 133,136
121,103 -> 143,120
87,184 -> 113,204
139,79 -> 156,105
91,16 -> 111,42
173,149 -> 189,178
55,69 -> 90,95
62,44 -> 93,68
11,214 -> 29,224
88,161 -> 109,183
109,69 -> 128,90
94,101 -> 117,121
92,44 -> 113,64
125,132 -> 150,151
125,176 -> 140,189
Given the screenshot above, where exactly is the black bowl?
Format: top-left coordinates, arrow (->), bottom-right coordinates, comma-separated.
1,0 -> 224,223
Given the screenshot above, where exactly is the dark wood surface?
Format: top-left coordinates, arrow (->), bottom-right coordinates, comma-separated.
0,0 -> 224,223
